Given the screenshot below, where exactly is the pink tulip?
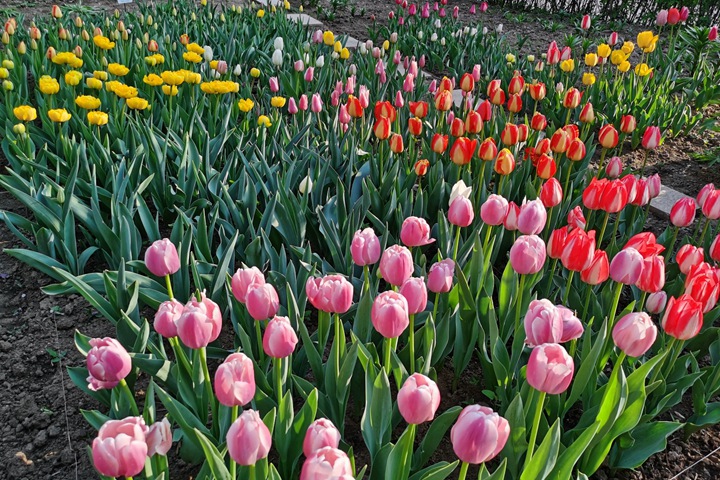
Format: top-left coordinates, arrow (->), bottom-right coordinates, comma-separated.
246,283 -> 280,321
526,343 -> 574,394
403,73 -> 415,92
176,293 -> 223,349
480,194 -> 509,225
154,299 -> 183,338
567,206 -> 586,231
216,61 -> 228,75
400,216 -> 435,247
517,199 -> 547,235
641,126 -> 661,150
710,26 -> 718,42
439,7 -> 446,17
711,234 -> 720,262
452,5 -> 459,18
303,419 -> 341,457
656,9 -> 668,26
397,373 -> 441,424
524,299 -> 563,347
232,266 -> 266,304
646,291 -> 667,314
609,248 -> 644,285
293,60 -> 304,72
92,417 -> 148,478
427,259 -> 455,293
470,5 -> 476,14
371,291 -> 409,338
636,255 -> 665,293
339,104 -> 350,124
581,14 -> 591,30
558,305 -> 584,342
676,244 -> 704,275
450,405 -> 509,464
539,178 -> 562,208
288,97 -> 299,115
606,156 -> 623,178
214,352 -> 256,407
144,238 -> 180,277
358,85 -> 370,108
300,447 -> 353,480
146,417 -> 172,457
304,67 -> 315,82
560,46 -> 572,61
86,337 -> 132,391
399,277 -> 428,314
697,183 -> 715,209
504,201 -> 520,231
379,245 -> 414,286
670,197 -> 697,227
311,93 -> 323,113
345,76 -> 356,95
448,196 -> 474,227
269,76 -> 280,93
227,410 -> 272,466
509,235 -> 547,275
479,1 -> 488,13
351,228 -> 381,266
613,312 -> 657,357
646,174 -> 661,199
312,29 -> 323,43
394,90 -> 405,108
299,94 -> 309,111
680,6 -> 689,22
409,4 -> 417,15
263,315 -> 298,358
702,190 -> 720,219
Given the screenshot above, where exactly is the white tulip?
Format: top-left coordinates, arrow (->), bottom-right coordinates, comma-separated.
233,64 -> 242,76
450,180 -> 472,204
272,49 -> 283,66
299,176 -> 313,194
316,55 -> 325,67
496,24 -> 504,33
274,37 -> 284,50
203,45 -> 213,62
431,33 -> 438,42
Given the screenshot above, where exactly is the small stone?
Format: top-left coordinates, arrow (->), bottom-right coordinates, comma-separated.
48,425 -> 61,438
0,340 -> 11,352
34,430 -> 48,447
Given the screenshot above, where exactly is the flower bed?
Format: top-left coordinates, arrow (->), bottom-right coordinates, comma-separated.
1,1 -> 720,479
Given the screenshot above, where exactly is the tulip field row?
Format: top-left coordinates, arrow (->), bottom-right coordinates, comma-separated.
1,1 -> 720,479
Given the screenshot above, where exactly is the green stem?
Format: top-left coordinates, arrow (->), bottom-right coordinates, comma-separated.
562,270 -> 575,306
363,265 -> 370,296
248,464 -> 256,480
639,291 -> 648,312
610,212 -> 621,245
515,274 -> 526,331
383,337 -> 392,375
164,274 -> 174,299
334,313 -> 343,377
598,210 -> 610,247
544,258 -> 559,299
595,148 -> 608,178
639,149 -> 649,178
524,390 -> 547,470
274,356 -> 283,407
563,160 -> 574,201
698,218 -> 711,246
229,405 -> 238,479
409,314 -> 416,373
169,336 -> 193,377
118,378 -> 139,416
482,224 -> 493,254
432,292 -> 440,322
458,462 -> 469,480
255,320 -> 264,362
664,226 -> 679,264
649,337 -> 681,386
607,281 -> 624,331
452,225 -> 462,262
581,285 -> 593,319
200,347 -> 216,424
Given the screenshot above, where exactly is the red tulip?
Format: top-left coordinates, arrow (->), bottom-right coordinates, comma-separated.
684,263 -> 720,313
670,197 -> 697,227
508,72 -> 525,94
567,138 -> 586,161
667,7 -> 680,25
539,178 -> 562,206
581,249 -> 610,285
450,137 -> 478,165
561,228 -> 596,272
641,126 -> 661,150
620,115 -> 636,133
624,232 -> 665,258
550,128 -> 570,153
434,89 -> 453,111
465,111 -> 483,134
583,177 -> 607,210
450,117 -> 465,137
661,294 -> 703,340
676,244 -> 704,275
501,123 -> 519,146
408,117 -> 423,136
347,95 -> 364,118
389,133 -> 404,153
531,112 -> 547,131
459,72 -> 474,92
636,255 -> 665,293
507,93 -> 522,113
535,138 -> 551,155
568,206 -> 587,230
431,133 -> 449,153
599,179 -> 629,213
476,99 -> 492,121
478,137 -> 497,161
537,155 -> 558,180
374,101 -> 396,121
409,100 -> 429,118
563,87 -> 582,109
598,124 -> 619,149
547,227 -> 569,259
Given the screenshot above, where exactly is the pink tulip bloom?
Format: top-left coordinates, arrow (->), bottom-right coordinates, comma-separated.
480,194 -> 509,225
524,299 -> 562,347
397,373 -> 441,424
263,316 -> 299,358
479,1 -> 488,13
312,29 -> 323,43
517,199 -> 547,235
176,293 -> 223,348
379,245 -> 414,286
702,190 -> 720,219
526,343 -> 574,394
269,76 -> 279,93
92,417 -> 148,478
294,60 -> 304,72
448,196 -> 475,227
214,352 -> 256,407
153,299 -> 183,338
288,97 -> 299,115
299,94 -> 309,111
351,228 -> 381,266
300,447 -> 353,480
395,90 -> 405,108
656,9 -> 668,26
146,417 -> 173,457
710,26 -> 718,42
470,5 -> 476,14
427,259 -> 455,293
509,235 -> 547,275
227,410 -> 272,466
399,277 -> 428,315
646,291 -> 667,314
144,238 -> 180,277
304,67 -> 315,82
558,305 -> 584,342
450,405 -> 509,464
609,248 -> 644,285
303,419 -> 341,457
311,93 -> 323,113
245,283 -> 280,321
371,291 -> 409,338
232,266 -> 266,304
670,197 -> 697,227
400,216 -> 435,247
86,337 -> 132,391
605,156 -> 623,178
613,312 -> 657,357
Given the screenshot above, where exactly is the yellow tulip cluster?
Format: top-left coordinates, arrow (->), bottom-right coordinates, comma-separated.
93,35 -> 115,50
51,51 -> 83,68
200,80 -> 240,94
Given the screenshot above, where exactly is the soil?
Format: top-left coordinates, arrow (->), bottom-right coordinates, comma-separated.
2,1 -> 720,479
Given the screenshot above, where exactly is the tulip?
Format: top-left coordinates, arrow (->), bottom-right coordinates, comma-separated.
398,373 -> 441,424
477,99 -> 493,121
227,410 -> 272,466
547,227 -> 569,260
563,87 -> 582,109
599,179 -> 629,213
92,417 -> 148,478
303,419 -> 341,457
582,178 -> 606,210
146,417 -> 172,457
507,94 -> 523,113
550,128 -> 570,154
301,447 -> 352,480
579,102 -> 594,123
567,139 -> 586,162
646,291 -> 668,314
459,72 -> 474,92
427,259 -> 455,294
510,235 -> 547,275
641,126 -> 661,150
537,156 -> 558,182
697,184 -> 716,209
568,206 -> 587,231
372,291 -> 409,338
504,202 -> 520,231
581,14 -> 591,29
373,117 -> 391,140
305,275 -> 354,314
613,313 -> 657,357
524,299 -> 562,346
684,263 -> 720,313
710,235 -> 720,262
530,112 -> 547,131
527,343 -> 574,394
379,245 -> 414,286
561,229 -> 596,272
620,115 -> 637,134
667,7 -> 680,24
154,299 -> 184,338
517,199 -> 547,235
558,306 -> 584,342
636,255 -> 665,293
540,178 -> 562,208
465,111 -> 483,134
450,137 -> 478,166
702,190 -> 720,219
299,95 -> 309,111
232,267 -> 266,304
670,197 -> 697,227
710,26 -> 718,42
480,194 -> 509,225
478,137 -> 497,161
606,156 -> 623,178
451,405 -> 509,465
448,196 -> 475,227
409,101 -> 429,118
431,134 -> 449,154
214,352 -> 256,407
495,148 -> 516,175
598,124 -> 619,149
263,316 -> 298,358
245,283 -> 280,321
624,232 -> 665,258
144,239 -> 180,277
581,249 -> 610,285
500,123 -> 519,146
176,293 -> 223,349
661,294 -> 703,340
676,244 -> 704,275
351,228 -> 381,266
415,159 -> 430,177
400,217 -> 435,247
450,118 -> 465,137
86,338 -> 132,391
609,248 -> 644,284
656,9 -> 668,26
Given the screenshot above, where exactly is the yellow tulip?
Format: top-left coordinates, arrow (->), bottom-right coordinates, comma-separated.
637,31 -> 659,51
250,67 -> 261,78
634,63 -> 653,77
88,111 -> 109,126
65,70 -> 82,86
271,96 -> 287,108
39,75 -> 60,95
161,70 -> 185,86
258,115 -> 272,127
257,9 -> 265,18
621,41 -> 634,55
94,71 -> 109,81
113,84 -> 139,99
323,31 -> 335,46
0,67 -> 9,79
582,73 -> 596,85
48,108 -> 72,122
108,63 -> 129,76
183,51 -> 202,63
238,99 -> 254,112
13,123 -> 26,134
210,60 -> 219,70
93,35 -> 115,50
383,40 -> 390,50
506,53 -> 516,63
126,97 -> 149,110
618,61 -> 631,73
162,85 -> 179,96
13,105 -> 37,122
143,74 -> 164,86
86,77 -> 103,90
333,41 -> 342,53
3,80 -> 14,91
610,50 -> 627,66
181,70 -> 202,84
340,48 -> 350,60
75,95 -> 102,110
187,43 -> 205,55
560,58 -> 575,72
200,80 -> 240,94
2,60 -> 14,69
585,53 -> 598,67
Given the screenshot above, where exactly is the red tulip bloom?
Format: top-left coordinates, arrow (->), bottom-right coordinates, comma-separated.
599,179 -> 629,213
450,137 -> 478,165
636,255 -> 665,293
581,249 -> 610,285
624,232 -> 665,258
431,133 -> 449,153
583,178 -> 608,210
374,101 -> 396,122
561,228 -> 596,272
409,101 -> 429,118
598,124 -> 619,149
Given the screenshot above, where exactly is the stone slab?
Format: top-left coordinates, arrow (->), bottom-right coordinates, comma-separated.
452,89 -> 464,108
255,0 -> 284,6
343,35 -> 362,50
287,13 -> 323,27
649,185 -> 693,219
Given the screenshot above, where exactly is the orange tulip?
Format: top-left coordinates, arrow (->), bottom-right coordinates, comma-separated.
180,33 -> 189,45
501,123 -> 519,146
409,101 -> 429,118
450,137 -> 478,165
508,73 -> 525,95
495,148 -> 516,174
374,101 -> 396,122
489,87 -> 506,106
536,154 -> 557,179
434,90 -> 453,111
408,117 -> 423,136
550,129 -> 570,153
373,117 -> 391,140
431,133 -> 449,153
459,73 -> 474,92
465,111 -> 483,134
518,124 -> 529,142
563,87 -> 582,109
415,159 -> 430,176
478,137 -> 498,161
389,133 -> 404,153
535,138 -> 551,156
347,95 -> 363,118
531,112 -> 547,131
528,82 -> 546,101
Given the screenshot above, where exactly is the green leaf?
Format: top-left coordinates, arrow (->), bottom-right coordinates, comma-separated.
610,421 -> 682,469
549,421 -> 600,479
520,419 -> 561,480
412,406 -> 462,470
408,461 -> 459,480
194,428 -> 231,480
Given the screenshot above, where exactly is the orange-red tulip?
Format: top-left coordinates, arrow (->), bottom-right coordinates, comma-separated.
450,118 -> 465,137
563,87 -> 582,109
465,111 -> 483,134
408,117 -> 423,136
450,137 -> 478,165
535,138 -> 551,156
374,101 -> 397,122
459,73 -> 474,92
431,133 -> 449,153
347,95 -> 363,118
495,148 -> 516,174
536,154 -> 557,179
620,115 -> 636,134
550,129 -> 570,153
434,90 -> 453,111
508,73 -> 525,95
528,82 -> 546,101
409,101 -> 429,118
415,159 -> 430,176
477,99 -> 492,121
389,133 -> 404,153
478,137 -> 498,161
374,117 -> 391,140
579,103 -> 595,123
501,123 -> 519,146
486,79 -> 501,97
518,124 -> 529,142
531,112 -> 547,131
438,76 -> 453,93
489,87 -> 506,106
507,93 -> 522,113
567,139 -> 587,161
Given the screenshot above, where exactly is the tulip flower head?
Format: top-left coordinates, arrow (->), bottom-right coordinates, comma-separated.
613,312 -> 657,357
227,410 -> 272,466
214,352 -> 256,407
526,343 -> 574,394
86,337 -> 132,391
397,373 -> 441,424
92,417 -> 148,478
510,235 -> 547,275
450,405 -> 510,464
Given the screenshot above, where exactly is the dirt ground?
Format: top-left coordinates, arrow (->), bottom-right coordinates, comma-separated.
1,1 -> 720,479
